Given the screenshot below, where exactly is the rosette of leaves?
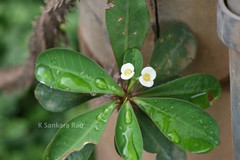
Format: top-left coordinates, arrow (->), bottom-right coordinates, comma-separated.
34,0 -> 221,159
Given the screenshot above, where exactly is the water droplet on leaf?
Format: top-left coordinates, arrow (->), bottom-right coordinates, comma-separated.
36,65 -> 54,84
167,130 -> 180,144
58,73 -> 92,91
94,78 -> 108,90
90,93 -> 97,96
122,127 -> 139,160
110,86 -> 117,91
199,120 -> 204,125
52,70 -> 61,77
94,124 -> 100,131
50,57 -> 57,65
125,109 -> 132,124
96,114 -> 102,122
104,108 -> 110,114
96,113 -> 107,123
108,104 -> 115,110
162,117 -> 170,133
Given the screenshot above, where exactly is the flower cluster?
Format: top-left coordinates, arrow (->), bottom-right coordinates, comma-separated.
120,63 -> 156,87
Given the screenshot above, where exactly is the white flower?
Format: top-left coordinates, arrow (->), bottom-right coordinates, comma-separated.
120,63 -> 135,80
139,67 -> 156,87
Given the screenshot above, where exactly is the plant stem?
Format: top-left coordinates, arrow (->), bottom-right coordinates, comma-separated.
127,78 -> 138,92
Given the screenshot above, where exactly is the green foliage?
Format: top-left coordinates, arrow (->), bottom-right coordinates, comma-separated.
106,0 -> 149,68
35,83 -> 95,112
115,101 -> 143,160
35,48 -> 124,96
33,0 -> 222,160
133,97 -> 219,153
65,144 -> 95,160
135,109 -> 186,160
150,23 -> 198,83
123,49 -> 143,91
123,49 -> 143,79
139,74 -> 221,109
44,101 -> 118,159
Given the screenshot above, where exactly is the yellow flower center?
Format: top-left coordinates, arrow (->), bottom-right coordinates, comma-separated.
143,73 -> 151,81
124,69 -> 132,76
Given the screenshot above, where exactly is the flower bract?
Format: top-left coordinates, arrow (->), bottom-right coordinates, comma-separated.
120,63 -> 135,80
139,66 -> 156,87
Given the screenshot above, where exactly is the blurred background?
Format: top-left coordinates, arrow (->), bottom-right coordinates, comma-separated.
0,0 -> 85,159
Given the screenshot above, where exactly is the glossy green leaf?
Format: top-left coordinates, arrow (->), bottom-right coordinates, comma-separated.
150,23 -> 197,82
133,97 -> 219,153
44,101 -> 118,160
88,152 -> 96,160
123,49 -> 143,92
65,144 -> 94,160
106,0 -> 150,68
34,83 -> 94,112
139,74 -> 221,109
115,101 -> 143,160
123,48 -> 143,78
134,109 -> 186,160
156,146 -> 186,160
35,48 -> 124,96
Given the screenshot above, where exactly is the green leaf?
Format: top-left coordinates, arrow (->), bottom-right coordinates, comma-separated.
106,0 -> 150,68
65,144 -> 94,160
156,146 -> 186,160
44,101 -> 118,160
150,23 -> 198,82
123,48 -> 143,78
34,83 -> 94,112
35,48 -> 124,96
88,151 -> 96,160
139,74 -> 221,109
133,97 -> 219,154
123,49 -> 143,92
115,101 -> 143,160
134,109 -> 186,160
